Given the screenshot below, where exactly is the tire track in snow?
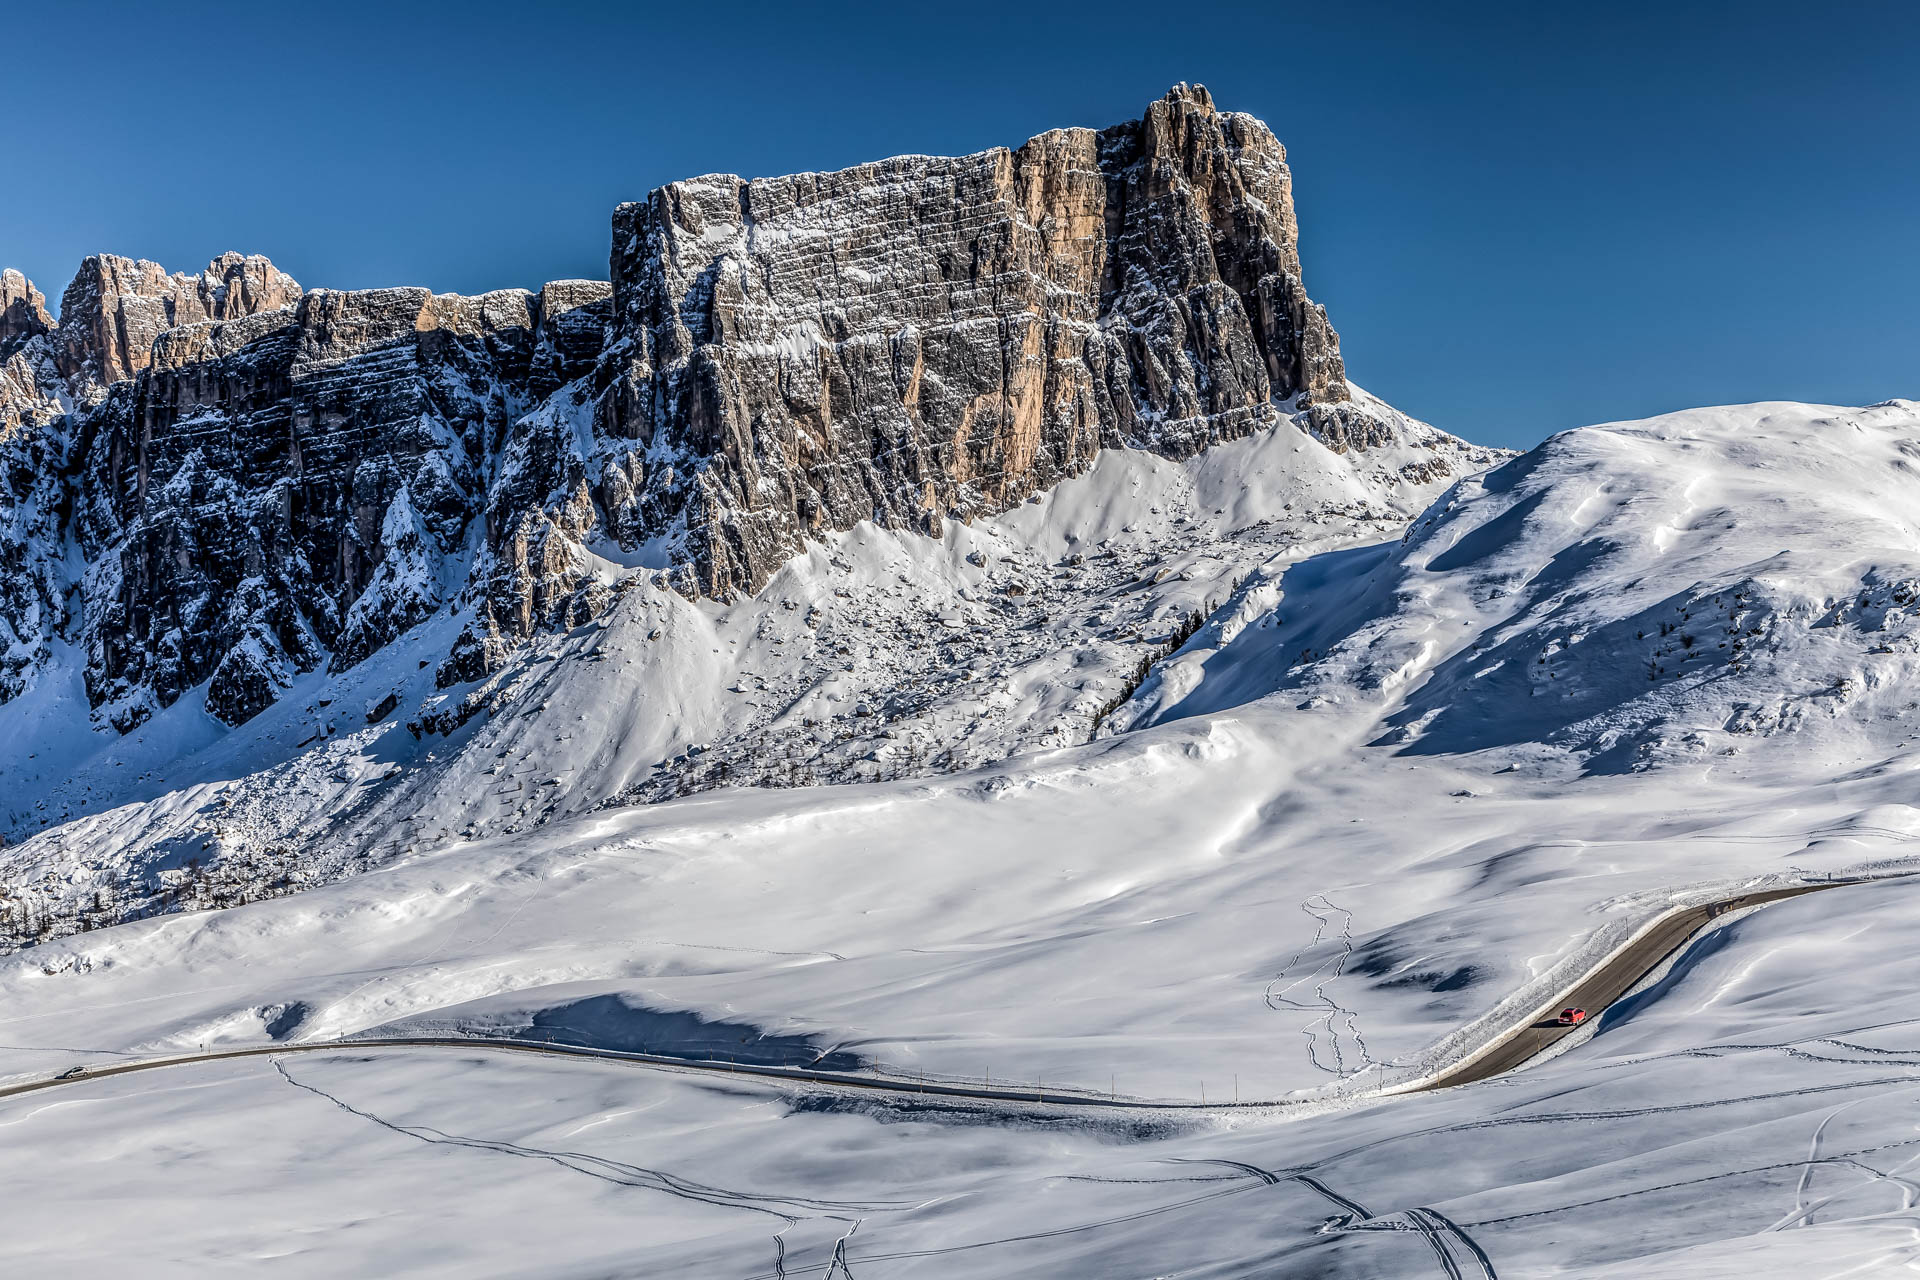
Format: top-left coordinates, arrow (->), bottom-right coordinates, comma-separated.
1415,1207 -> 1497,1280
1171,1157 -> 1283,1185
1294,1172 -> 1373,1220
735,1182 -> 1265,1279
1407,1208 -> 1464,1280
821,1219 -> 861,1279
1304,1072 -> 1920,1178
1768,1092 -> 1920,1233
1463,1139 -> 1920,1229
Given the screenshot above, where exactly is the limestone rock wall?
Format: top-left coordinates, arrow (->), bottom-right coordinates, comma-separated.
0,271 -> 71,704
589,84 -> 1348,598
0,388 -> 68,706
56,252 -> 303,402
65,282 -> 614,728
0,269 -> 52,351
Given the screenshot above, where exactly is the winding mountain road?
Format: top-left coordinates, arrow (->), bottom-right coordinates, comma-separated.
0,878 -> 1868,1112
1417,881 -> 1842,1090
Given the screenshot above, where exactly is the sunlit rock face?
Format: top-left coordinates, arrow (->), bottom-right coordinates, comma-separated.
593,83 -> 1350,599
55,252 -> 304,402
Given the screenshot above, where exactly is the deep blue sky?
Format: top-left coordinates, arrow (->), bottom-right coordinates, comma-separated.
5,1 -> 1914,448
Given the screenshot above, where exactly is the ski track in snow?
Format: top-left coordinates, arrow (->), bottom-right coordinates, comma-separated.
272,1056 -> 906,1241
1265,894 -> 1374,1076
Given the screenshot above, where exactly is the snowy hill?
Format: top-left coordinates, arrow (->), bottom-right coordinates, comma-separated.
2,399 -> 1918,1277
1121,398 -> 1920,774
0,385 -> 1488,944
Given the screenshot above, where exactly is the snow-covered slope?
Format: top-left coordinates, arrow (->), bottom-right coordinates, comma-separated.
3,398 -> 1918,1278
0,390 -> 1490,944
1122,398 -> 1920,774
7,879 -> 1920,1277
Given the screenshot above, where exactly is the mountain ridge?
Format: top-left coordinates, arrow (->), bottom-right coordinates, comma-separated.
0,86 -> 1494,943
0,84 -> 1458,741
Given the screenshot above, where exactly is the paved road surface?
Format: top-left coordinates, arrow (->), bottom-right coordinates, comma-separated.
1417,883 -> 1837,1091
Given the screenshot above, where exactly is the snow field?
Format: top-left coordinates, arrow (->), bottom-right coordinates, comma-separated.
2,398 -> 1919,1275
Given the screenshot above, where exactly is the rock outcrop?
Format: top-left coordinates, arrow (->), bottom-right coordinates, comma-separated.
0,272 -> 70,704
530,280 -> 615,398
0,406 -> 67,705
0,338 -> 63,437
0,271 -> 64,436
0,270 -> 52,351
56,252 -> 302,401
66,281 -> 616,729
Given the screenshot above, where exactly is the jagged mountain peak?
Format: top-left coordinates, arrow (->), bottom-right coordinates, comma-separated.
0,269 -> 53,351
0,89 -> 1464,742
587,84 -> 1352,608
49,250 -> 303,399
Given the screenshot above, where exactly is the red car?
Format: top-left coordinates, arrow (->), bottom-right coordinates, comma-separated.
1556,1008 -> 1588,1026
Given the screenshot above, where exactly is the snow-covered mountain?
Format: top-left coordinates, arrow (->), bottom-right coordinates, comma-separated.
4,76 -> 1916,1280
0,85 -> 1495,942
0,83 -> 1411,738
1122,397 -> 1920,774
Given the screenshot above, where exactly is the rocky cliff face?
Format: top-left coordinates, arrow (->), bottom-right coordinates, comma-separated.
583,84 -> 1348,602
0,397 -> 66,707
0,269 -> 52,351
67,281 -> 611,729
0,85 -> 1460,736
0,271 -> 69,705
55,252 -> 303,402
0,268 -> 64,434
